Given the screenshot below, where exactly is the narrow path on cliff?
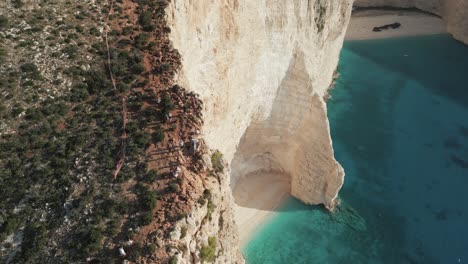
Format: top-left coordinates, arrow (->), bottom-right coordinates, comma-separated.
103,0 -> 128,181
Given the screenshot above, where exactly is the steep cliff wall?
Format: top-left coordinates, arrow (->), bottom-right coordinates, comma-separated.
354,0 -> 468,44
167,0 -> 352,212
165,1 -> 353,262
167,151 -> 244,264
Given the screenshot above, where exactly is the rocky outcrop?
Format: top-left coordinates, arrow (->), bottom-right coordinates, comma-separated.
354,0 -> 468,44
169,151 -> 244,264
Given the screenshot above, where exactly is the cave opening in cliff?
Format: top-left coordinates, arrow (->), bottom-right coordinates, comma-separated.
229,141 -> 292,243
231,150 -> 291,208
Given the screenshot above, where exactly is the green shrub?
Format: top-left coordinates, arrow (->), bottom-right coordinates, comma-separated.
84,70 -> 110,94
211,150 -> 224,173
63,45 -> 78,59
169,256 -> 178,264
148,243 -> 156,253
135,33 -> 150,49
12,0 -> 24,8
140,211 -> 153,225
152,127 -> 164,143
138,11 -> 155,31
131,63 -> 145,74
169,182 -> 179,193
0,46 -> 6,62
117,201 -> 129,214
18,223 -> 47,260
145,169 -> 158,182
0,15 -> 8,29
78,226 -> 103,255
20,63 -> 41,80
140,187 -> 157,211
180,226 -> 187,239
200,237 -> 217,262
162,94 -> 174,115
206,200 -> 215,221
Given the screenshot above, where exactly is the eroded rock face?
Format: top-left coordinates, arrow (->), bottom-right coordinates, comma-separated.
166,1 -> 353,261
168,0 -> 352,208
172,153 -> 244,264
230,51 -> 344,209
354,0 -> 468,44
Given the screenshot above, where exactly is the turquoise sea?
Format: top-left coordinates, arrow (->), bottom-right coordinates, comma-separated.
244,35 -> 468,264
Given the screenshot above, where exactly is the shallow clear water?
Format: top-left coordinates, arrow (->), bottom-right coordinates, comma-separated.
244,35 -> 468,264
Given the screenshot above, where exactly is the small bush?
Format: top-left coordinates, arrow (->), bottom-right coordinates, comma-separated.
152,127 -> 164,143
84,70 -> 110,94
200,237 -> 217,262
135,33 -> 150,49
12,0 -> 24,9
63,45 -> 78,59
180,226 -> 187,239
0,46 -> 6,62
0,15 -> 8,29
169,182 -> 179,193
145,169 -> 158,182
147,243 -> 156,253
138,11 -> 155,31
140,187 -> 157,211
206,200 -> 215,221
169,256 -> 178,264
211,150 -> 224,173
140,211 -> 153,226
161,94 -> 174,115
20,63 -> 41,80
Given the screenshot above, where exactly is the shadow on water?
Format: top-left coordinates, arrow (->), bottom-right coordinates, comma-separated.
344,34 -> 468,109
245,34 -> 468,264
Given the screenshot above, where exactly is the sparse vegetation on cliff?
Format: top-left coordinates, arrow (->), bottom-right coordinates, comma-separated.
200,236 -> 217,263
0,0 -> 207,262
211,150 -> 224,173
315,0 -> 327,33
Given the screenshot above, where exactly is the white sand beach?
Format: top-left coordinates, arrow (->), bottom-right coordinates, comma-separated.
346,10 -> 446,40
233,172 -> 290,246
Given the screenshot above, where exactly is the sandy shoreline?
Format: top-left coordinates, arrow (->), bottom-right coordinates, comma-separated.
346,10 -> 446,40
233,172 -> 290,246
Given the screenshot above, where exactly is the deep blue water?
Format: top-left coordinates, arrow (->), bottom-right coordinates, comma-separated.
244,35 -> 468,264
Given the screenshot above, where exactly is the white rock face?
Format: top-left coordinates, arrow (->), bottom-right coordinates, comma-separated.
168,0 -> 353,210
354,0 -> 468,44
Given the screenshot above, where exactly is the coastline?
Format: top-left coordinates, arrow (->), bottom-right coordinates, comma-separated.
233,172 -> 290,246
237,9 -> 447,249
346,10 -> 446,40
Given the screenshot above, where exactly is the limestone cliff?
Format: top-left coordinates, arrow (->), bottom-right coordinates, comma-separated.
168,0 -> 352,209
354,0 -> 468,44
166,1 -> 353,262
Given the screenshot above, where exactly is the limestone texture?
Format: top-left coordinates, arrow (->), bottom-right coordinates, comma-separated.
168,0 -> 352,208
166,1 -> 353,262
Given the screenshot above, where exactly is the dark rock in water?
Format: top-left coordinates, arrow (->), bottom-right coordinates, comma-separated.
435,209 -> 448,221
450,155 -> 468,169
373,22 -> 401,33
459,125 -> 468,137
444,137 -> 461,150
